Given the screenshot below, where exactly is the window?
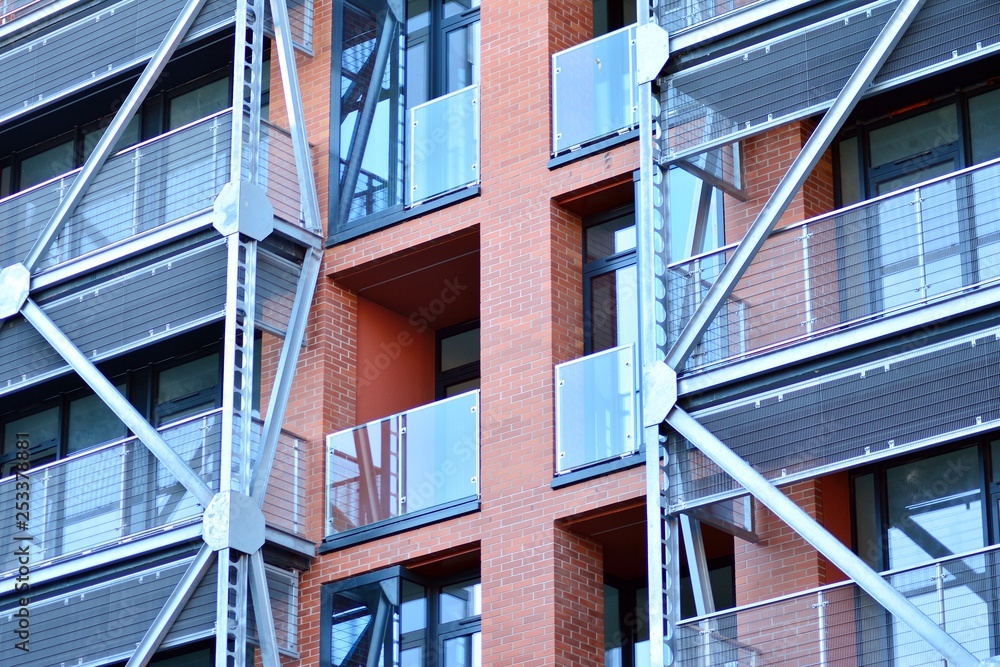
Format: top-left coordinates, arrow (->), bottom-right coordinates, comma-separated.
324,567 -> 481,667
436,321 -> 480,398
851,441 -> 1000,664
332,0 -> 480,239
836,86 -> 1000,318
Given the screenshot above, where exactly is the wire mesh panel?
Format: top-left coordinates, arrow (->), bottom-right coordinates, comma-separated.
676,546 -> 1000,666
670,157 -> 1000,374
0,409 -> 221,575
661,0 -> 1000,163
671,324 -> 1000,509
0,553 -> 218,666
0,0 -> 235,125
326,391 -> 480,536
260,121 -> 305,228
551,24 -> 637,155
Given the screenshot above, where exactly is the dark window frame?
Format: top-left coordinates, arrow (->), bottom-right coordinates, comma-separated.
582,203 -> 637,355
435,319 -> 480,399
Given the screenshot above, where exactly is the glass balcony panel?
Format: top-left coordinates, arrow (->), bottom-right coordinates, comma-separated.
408,84 -> 479,205
0,409 -> 222,575
0,112 -> 233,273
677,545 -> 999,665
552,25 -> 636,154
326,391 -> 480,536
554,344 -> 637,474
669,158 -> 1000,374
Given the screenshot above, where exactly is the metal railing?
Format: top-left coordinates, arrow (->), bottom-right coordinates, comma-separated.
326,390 -> 480,536
251,418 -> 307,538
0,110 -> 233,272
659,0 -> 769,34
260,120 -> 306,228
0,409 -> 223,577
670,156 -> 1000,374
554,344 -> 639,474
677,543 -> 1000,665
0,0 -> 60,24
407,84 -> 480,206
551,24 -> 637,155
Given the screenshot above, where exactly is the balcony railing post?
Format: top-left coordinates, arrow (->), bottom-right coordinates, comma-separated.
799,227 -> 815,335
131,150 -> 141,237
912,187 -> 929,299
293,437 -> 301,534
935,562 -> 947,667
117,442 -> 129,536
813,589 -> 828,667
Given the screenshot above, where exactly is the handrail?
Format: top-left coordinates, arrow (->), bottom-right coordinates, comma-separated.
678,541 -> 1000,627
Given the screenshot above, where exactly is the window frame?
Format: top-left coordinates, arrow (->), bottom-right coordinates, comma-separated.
435,319 -> 481,399
582,204 -> 637,355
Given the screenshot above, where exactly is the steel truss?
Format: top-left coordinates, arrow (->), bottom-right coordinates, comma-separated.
636,0 -> 997,665
0,0 -> 322,664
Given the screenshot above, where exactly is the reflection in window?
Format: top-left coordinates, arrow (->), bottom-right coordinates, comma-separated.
20,139 -> 75,190
168,78 -> 231,130
155,353 -> 221,425
584,206 -> 638,354
67,388 -> 127,454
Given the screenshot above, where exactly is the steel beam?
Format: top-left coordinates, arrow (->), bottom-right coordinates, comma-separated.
250,246 -> 321,506
269,0 -> 324,234
215,547 -> 250,667
680,515 -> 715,617
667,407 -> 980,667
22,0 -> 210,272
126,544 -> 215,667
249,550 -> 281,667
338,11 -> 397,226
664,0 -> 928,371
20,299 -> 215,507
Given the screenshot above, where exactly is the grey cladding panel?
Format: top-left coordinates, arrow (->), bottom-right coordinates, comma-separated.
0,555 -> 216,666
663,0 -> 1000,161
672,328 -> 1000,507
0,0 -> 235,125
0,314 -> 66,391
256,249 -> 301,336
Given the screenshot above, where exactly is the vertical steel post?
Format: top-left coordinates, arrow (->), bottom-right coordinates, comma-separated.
800,227 -> 815,335
815,589 -> 828,667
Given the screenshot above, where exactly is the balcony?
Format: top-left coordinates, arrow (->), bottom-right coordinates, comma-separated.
0,409 -> 222,578
552,25 -> 637,156
677,544 -> 1000,665
407,84 -> 480,206
0,110 -> 306,275
669,157 -> 1000,375
251,418 -> 307,540
325,391 -> 480,541
554,344 -> 639,474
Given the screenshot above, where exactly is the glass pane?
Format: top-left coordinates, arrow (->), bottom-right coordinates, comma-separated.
67,388 -> 127,454
444,0 -> 479,18
585,211 -> 636,262
340,2 -> 405,222
4,406 -> 60,455
327,415 -> 401,531
407,40 -> 430,108
555,345 -> 636,472
875,159 -> 956,196
443,635 -> 472,667
604,584 -> 623,663
445,21 -> 480,94
20,140 -> 75,190
969,88 -> 1000,164
993,440 -> 1000,483
441,327 -> 479,371
407,0 -> 429,32
853,473 -> 882,570
401,647 -> 424,667
869,104 -> 958,168
553,26 -> 636,152
408,85 -> 478,204
668,167 -> 724,263
444,377 -> 480,397
885,447 -> 984,569
973,166 -> 1000,281
329,578 -> 399,667
1,164 -> 11,198
838,136 -> 862,206
155,353 -> 220,424
588,264 -> 637,353
440,580 -> 481,623
401,579 -> 427,635
401,392 -> 479,512
168,78 -> 230,130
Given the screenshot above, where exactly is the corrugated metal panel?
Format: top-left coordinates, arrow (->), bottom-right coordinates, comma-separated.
41,238 -> 227,362
0,0 -> 235,125
671,325 -> 1000,509
256,248 -> 300,336
661,0 -> 1000,162
0,238 -> 227,397
0,555 -> 217,666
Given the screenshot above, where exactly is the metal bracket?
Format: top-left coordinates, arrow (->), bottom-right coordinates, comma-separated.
212,180 -> 275,239
0,263 -> 30,320
636,22 -> 671,85
643,361 -> 677,427
202,490 -> 267,554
